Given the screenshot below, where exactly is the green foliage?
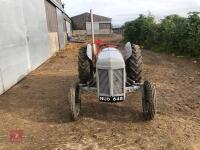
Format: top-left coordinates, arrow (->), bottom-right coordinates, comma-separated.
123,12 -> 200,57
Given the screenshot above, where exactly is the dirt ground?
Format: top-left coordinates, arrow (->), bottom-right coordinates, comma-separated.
0,35 -> 200,149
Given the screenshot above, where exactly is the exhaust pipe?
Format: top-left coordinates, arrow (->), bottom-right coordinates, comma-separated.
90,9 -> 96,55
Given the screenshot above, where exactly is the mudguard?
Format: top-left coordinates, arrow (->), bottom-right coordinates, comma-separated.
124,42 -> 132,60
87,44 -> 92,60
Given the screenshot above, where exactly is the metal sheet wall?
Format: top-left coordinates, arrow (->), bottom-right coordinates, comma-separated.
66,21 -> 72,35
56,9 -> 65,49
44,0 -> 58,32
0,0 -> 70,95
0,0 -> 30,94
63,19 -> 67,32
86,22 -> 112,35
0,0 -> 50,95
22,0 -> 50,70
44,0 -> 60,54
86,22 -> 100,34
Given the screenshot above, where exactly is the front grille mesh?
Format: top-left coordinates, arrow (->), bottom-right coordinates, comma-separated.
113,69 -> 124,94
98,69 -> 109,95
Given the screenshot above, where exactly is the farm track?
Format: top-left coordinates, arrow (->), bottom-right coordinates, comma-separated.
0,36 -> 200,149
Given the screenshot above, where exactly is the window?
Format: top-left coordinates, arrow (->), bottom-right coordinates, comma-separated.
99,23 -> 111,29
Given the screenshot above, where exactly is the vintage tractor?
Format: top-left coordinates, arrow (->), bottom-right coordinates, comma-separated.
69,10 -> 157,121
69,39 -> 157,121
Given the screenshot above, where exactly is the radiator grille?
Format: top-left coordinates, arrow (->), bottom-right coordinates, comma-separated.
113,69 -> 124,95
98,69 -> 109,95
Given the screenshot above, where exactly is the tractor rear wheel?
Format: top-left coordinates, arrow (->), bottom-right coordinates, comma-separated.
142,81 -> 157,121
69,82 -> 81,121
126,44 -> 142,84
78,46 -> 91,84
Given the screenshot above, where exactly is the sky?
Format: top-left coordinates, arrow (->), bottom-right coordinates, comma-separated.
63,0 -> 200,26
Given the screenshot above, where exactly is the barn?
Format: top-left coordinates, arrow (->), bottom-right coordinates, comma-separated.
71,12 -> 112,35
0,0 -> 72,95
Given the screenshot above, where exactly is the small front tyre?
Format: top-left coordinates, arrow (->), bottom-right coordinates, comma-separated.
142,81 -> 157,121
69,83 -> 81,121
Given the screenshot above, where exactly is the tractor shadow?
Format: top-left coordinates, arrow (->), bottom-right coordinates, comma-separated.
81,93 -> 145,123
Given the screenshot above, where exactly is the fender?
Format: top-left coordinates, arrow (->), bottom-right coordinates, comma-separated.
86,44 -> 92,60
124,42 -> 132,60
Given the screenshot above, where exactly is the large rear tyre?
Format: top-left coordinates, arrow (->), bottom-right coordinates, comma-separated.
126,44 -> 142,84
142,81 -> 157,121
69,83 -> 81,121
78,46 -> 91,84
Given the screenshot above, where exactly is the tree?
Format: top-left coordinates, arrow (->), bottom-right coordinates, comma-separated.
123,12 -> 200,57
124,14 -> 157,48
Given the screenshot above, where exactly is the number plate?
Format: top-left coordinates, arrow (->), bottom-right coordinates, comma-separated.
99,96 -> 124,102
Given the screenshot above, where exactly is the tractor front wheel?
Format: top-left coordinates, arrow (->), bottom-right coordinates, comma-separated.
142,81 -> 157,121
69,83 -> 81,121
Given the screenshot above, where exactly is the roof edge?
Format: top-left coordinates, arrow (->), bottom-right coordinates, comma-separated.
47,0 -> 71,21
71,12 -> 111,20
